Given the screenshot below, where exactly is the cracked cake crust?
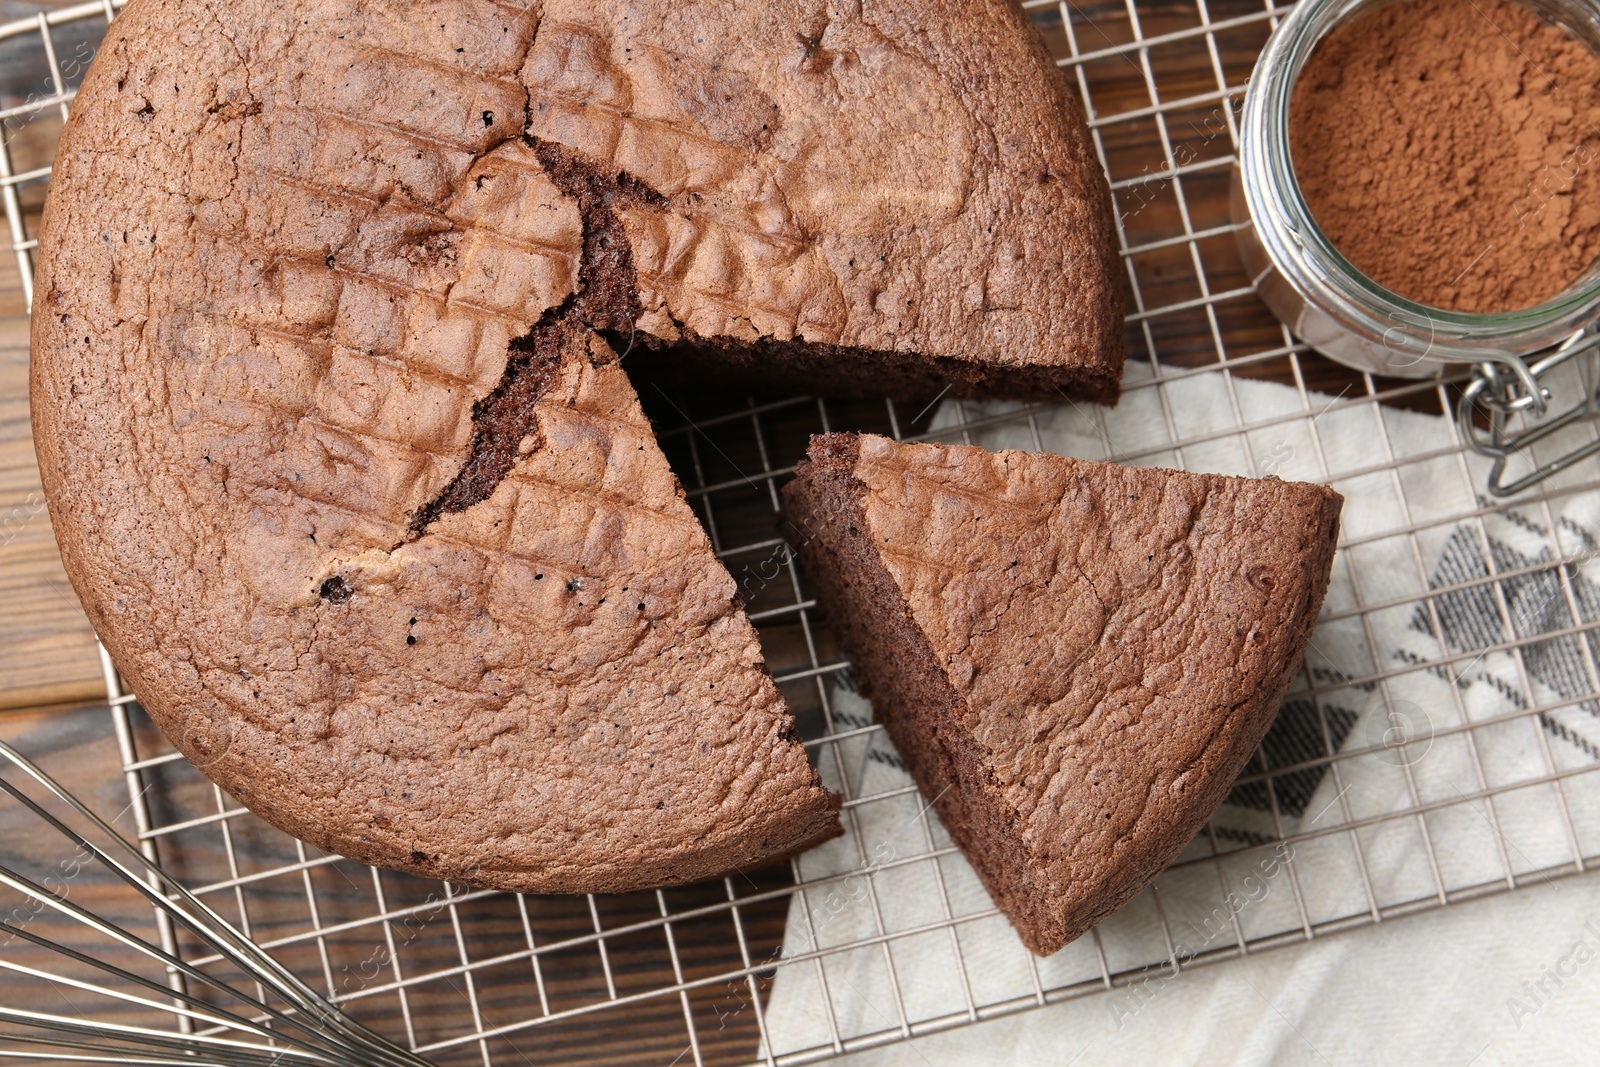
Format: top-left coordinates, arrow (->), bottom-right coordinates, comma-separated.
782,434 -> 1341,953
34,0 -> 854,892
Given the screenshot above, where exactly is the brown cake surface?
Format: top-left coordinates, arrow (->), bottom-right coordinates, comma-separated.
521,0 -> 1126,399
32,0 -> 1122,890
31,0 -> 877,892
782,434 -> 1342,953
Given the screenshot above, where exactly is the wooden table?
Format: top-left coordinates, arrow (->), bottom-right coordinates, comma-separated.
0,182 -> 105,712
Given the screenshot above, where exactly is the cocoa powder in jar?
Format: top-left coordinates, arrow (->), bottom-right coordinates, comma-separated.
1290,0 -> 1600,313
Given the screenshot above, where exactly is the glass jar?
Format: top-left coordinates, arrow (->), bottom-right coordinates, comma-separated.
1231,0 -> 1600,394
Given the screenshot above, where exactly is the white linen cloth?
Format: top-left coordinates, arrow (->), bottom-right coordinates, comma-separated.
761,359 -> 1600,1065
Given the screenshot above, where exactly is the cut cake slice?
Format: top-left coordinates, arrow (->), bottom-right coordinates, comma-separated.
782,433 -> 1341,953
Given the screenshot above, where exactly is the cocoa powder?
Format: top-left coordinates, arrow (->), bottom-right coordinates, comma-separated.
1289,0 -> 1600,313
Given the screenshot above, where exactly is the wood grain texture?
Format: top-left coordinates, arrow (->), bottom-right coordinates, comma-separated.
0,706 -> 177,1042
0,217 -> 105,712
0,0 -> 106,710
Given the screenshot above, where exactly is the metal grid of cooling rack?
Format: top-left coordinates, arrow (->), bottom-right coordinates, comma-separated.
5,0 -> 1600,1064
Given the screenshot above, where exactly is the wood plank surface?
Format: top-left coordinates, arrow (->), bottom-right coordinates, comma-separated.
0,0 -> 109,710
0,213 -> 106,712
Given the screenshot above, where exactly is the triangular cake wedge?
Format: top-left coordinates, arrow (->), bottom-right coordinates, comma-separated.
781,434 -> 1341,953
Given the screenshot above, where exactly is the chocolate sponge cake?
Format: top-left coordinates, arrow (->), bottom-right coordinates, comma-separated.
782,434 -> 1341,954
32,0 -> 1121,891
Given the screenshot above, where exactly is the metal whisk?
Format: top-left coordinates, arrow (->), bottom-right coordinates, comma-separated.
0,738 -> 433,1067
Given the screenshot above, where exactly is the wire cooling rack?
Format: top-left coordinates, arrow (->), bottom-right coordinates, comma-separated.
5,0 -> 1600,1064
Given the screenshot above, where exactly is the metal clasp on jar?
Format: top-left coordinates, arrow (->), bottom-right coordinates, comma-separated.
1459,332 -> 1600,497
